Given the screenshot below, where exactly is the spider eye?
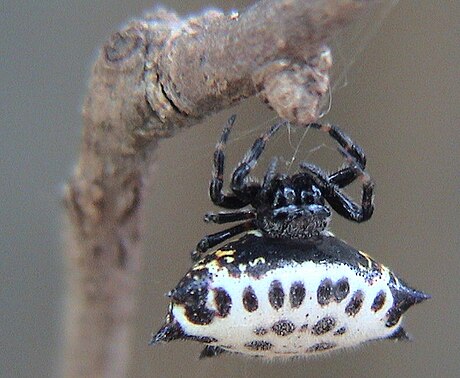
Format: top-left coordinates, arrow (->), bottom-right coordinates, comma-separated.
312,186 -> 321,197
284,187 -> 296,204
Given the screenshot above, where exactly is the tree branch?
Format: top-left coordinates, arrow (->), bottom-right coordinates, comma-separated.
62,1 -> 382,376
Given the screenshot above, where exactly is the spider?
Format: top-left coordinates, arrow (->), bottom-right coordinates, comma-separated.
152,120 -> 429,358
193,115 -> 374,260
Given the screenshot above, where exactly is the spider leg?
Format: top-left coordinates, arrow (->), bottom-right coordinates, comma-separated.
204,209 -> 256,224
231,121 -> 287,200
329,167 -> 359,188
194,220 -> 257,259
260,157 -> 278,197
330,145 -> 371,187
300,162 -> 374,223
209,115 -> 250,209
308,123 -> 366,170
308,123 -> 367,189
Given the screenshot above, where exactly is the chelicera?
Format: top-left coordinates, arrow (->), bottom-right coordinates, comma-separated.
193,115 -> 374,260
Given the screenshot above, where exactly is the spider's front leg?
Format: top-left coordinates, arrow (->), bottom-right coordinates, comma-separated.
329,166 -> 361,188
300,161 -> 374,223
231,121 -> 286,200
308,123 -> 366,169
309,123 -> 367,189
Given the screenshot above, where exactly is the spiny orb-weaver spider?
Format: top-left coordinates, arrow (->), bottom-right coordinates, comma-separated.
151,117 -> 429,359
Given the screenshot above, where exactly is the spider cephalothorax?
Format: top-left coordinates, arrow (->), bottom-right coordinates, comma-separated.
194,115 -> 375,259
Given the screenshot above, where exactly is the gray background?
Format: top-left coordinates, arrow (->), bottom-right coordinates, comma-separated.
1,1 -> 458,377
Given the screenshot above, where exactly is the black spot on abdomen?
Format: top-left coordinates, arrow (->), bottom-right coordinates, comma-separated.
371,290 -> 386,312
269,280 -> 285,310
254,327 -> 268,336
306,342 -> 337,353
317,278 -> 333,306
244,340 -> 273,351
184,307 -> 215,325
345,290 -> 364,317
213,287 -> 232,317
272,320 -> 296,336
243,286 -> 258,312
334,278 -> 350,303
312,316 -> 336,335
289,281 -> 306,308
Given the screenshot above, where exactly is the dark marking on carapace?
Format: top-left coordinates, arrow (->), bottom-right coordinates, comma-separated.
371,290 -> 386,312
272,320 -> 296,336
317,278 -> 333,306
213,287 -> 232,317
244,340 -> 273,351
306,342 -> 337,353
243,286 -> 258,312
345,290 -> 364,317
289,281 -> 306,308
334,278 -> 350,303
269,280 -> 285,310
312,316 -> 336,335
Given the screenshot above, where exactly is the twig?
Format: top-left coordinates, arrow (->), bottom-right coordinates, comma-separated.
62,1 -> 381,376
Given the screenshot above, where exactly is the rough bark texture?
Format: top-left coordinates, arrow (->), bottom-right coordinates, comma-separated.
62,1 -> 382,377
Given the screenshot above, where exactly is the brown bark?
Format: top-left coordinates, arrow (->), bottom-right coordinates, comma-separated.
62,1 -> 383,376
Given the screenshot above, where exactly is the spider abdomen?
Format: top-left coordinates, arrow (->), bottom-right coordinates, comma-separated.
151,232 -> 429,358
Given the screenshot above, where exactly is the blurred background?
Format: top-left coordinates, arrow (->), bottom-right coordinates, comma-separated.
1,1 -> 458,377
